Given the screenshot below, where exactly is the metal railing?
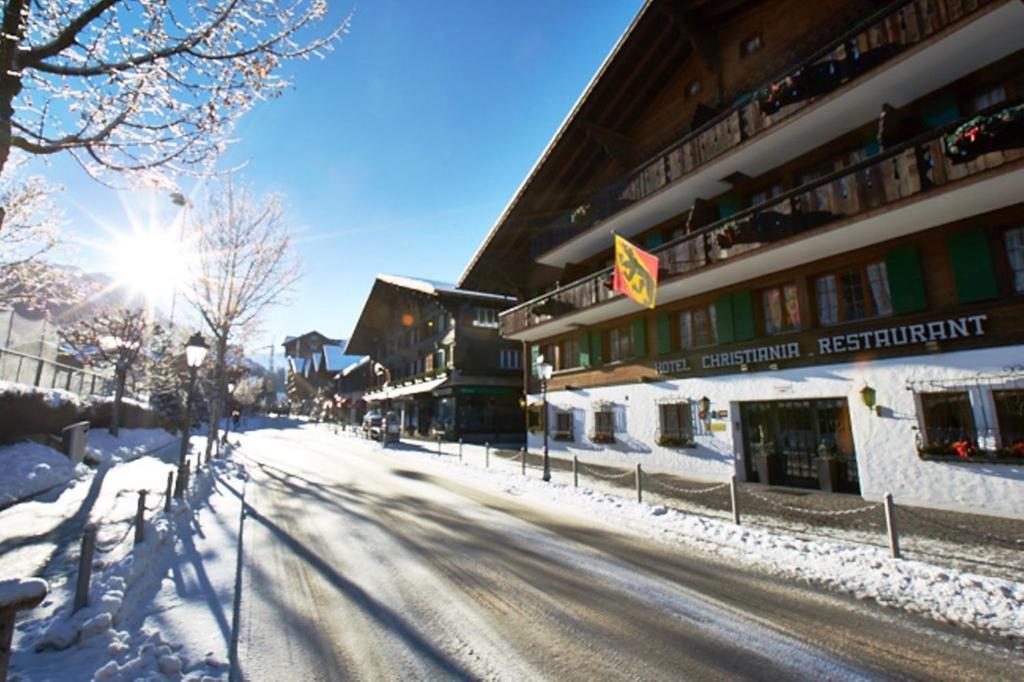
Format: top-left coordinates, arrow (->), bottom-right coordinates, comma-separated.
528,0 -> 996,259
501,98 -> 1024,336
0,346 -> 114,397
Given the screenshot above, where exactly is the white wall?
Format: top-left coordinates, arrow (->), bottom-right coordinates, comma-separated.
528,345 -> 1024,519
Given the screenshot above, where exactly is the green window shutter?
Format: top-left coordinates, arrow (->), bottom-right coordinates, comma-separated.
589,330 -> 603,366
885,246 -> 927,313
530,344 -> 539,377
715,295 -> 735,344
732,290 -> 755,341
948,228 -> 999,303
632,318 -> 647,358
718,192 -> 743,219
655,313 -> 672,355
578,331 -> 591,368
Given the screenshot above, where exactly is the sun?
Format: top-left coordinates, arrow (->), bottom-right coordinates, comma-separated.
107,226 -> 194,302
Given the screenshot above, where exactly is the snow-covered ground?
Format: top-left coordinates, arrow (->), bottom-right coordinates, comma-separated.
7,448 -> 246,681
0,442 -> 88,509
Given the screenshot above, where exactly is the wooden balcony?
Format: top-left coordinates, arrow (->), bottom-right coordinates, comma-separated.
501,102 -> 1024,339
530,0 -> 1003,262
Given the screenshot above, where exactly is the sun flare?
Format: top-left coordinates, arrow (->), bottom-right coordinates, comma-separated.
106,226 -> 194,302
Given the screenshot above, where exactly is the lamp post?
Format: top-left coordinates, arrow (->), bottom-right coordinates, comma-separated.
536,354 -> 554,482
177,332 -> 208,495
222,380 -> 236,443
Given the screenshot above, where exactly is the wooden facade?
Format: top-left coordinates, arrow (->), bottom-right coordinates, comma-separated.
345,276 -> 525,444
460,0 -> 1024,513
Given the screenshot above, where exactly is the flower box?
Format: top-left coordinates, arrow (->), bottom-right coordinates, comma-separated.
591,432 -> 615,444
656,435 -> 696,448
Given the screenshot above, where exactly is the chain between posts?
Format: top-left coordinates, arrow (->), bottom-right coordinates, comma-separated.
743,489 -> 880,517
899,505 -> 1024,548
577,462 -> 635,481
644,476 -> 730,497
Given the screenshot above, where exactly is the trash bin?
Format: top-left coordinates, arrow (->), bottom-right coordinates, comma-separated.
61,421 -> 90,463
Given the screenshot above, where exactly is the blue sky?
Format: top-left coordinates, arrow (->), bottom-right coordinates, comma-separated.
34,1 -> 644,366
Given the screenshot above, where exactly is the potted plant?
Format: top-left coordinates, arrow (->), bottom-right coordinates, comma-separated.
591,431 -> 615,444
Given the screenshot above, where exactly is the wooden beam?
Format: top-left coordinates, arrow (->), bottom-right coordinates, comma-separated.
579,121 -> 633,169
659,0 -> 719,73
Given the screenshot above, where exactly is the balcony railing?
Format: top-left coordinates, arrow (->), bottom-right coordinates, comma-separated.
502,101 -> 1024,337
529,0 -> 996,259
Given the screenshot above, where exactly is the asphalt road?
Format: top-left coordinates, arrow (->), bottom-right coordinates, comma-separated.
228,426 -> 1024,681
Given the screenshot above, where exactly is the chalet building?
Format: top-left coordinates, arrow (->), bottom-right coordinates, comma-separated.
282,331 -> 357,411
460,0 -> 1024,517
345,275 -> 525,444
334,356 -> 373,425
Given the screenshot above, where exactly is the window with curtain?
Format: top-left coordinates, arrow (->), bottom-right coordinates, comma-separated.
679,305 -> 717,349
815,262 -> 893,326
994,390 -> 1024,450
593,409 -> 615,442
554,411 -> 574,441
658,402 -> 694,445
762,284 -> 800,335
609,326 -> 634,362
560,337 -> 580,370
920,392 -> 976,446
1004,227 -> 1024,293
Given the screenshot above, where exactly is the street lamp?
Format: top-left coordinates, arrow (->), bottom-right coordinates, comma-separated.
177,332 -> 208,497
536,354 -> 554,482
222,380 -> 237,444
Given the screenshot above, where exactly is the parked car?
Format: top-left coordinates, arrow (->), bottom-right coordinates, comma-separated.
362,411 -> 382,439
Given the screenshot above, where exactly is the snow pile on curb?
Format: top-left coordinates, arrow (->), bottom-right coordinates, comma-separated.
0,380 -> 87,408
85,428 -> 177,465
12,458 -> 245,681
375,438 -> 1024,641
0,441 -> 87,508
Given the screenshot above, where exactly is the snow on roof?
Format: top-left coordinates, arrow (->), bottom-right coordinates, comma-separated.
377,274 -> 516,303
322,344 -> 361,373
342,355 -> 370,376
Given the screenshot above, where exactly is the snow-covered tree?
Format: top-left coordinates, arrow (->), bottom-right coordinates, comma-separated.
0,157 -> 80,310
60,306 -> 162,436
185,181 -> 300,457
0,0 -> 349,220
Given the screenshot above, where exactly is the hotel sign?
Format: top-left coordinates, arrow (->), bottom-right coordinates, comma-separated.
654,314 -> 989,376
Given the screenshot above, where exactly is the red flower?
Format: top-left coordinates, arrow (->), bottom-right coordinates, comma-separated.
951,440 -> 975,459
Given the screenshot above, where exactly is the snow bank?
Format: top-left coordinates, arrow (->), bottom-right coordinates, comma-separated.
84,428 -> 176,465
0,380 -> 86,408
13,455 -> 247,681
0,441 -> 87,508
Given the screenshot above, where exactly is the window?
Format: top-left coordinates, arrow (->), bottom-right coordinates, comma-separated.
593,408 -> 615,443
499,349 -> 521,370
435,348 -> 447,371
750,184 -> 784,208
815,263 -> 892,326
658,402 -> 694,447
972,85 -> 1006,113
679,305 -> 717,349
553,410 -> 574,441
473,307 -> 498,328
560,337 -> 580,370
1005,227 -> 1024,293
740,34 -> 763,57
919,392 -> 976,447
609,326 -> 634,362
762,284 -> 801,335
993,390 -> 1024,450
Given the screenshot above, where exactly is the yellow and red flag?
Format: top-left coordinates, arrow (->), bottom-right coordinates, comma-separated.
613,234 -> 659,309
